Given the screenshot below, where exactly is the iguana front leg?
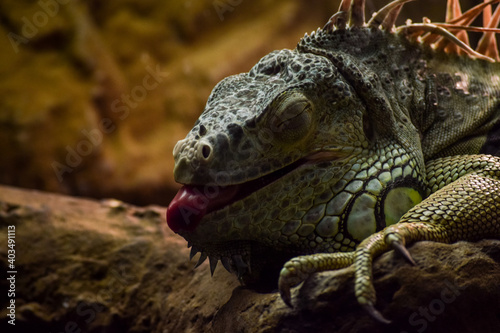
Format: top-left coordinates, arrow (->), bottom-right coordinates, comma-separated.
279,154 -> 500,323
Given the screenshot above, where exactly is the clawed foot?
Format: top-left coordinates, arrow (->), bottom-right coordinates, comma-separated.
278,156 -> 500,323
278,252 -> 355,306
278,228 -> 421,324
278,253 -> 354,307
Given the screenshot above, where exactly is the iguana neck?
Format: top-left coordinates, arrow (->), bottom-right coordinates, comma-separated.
297,27 -> 500,161
418,54 -> 500,159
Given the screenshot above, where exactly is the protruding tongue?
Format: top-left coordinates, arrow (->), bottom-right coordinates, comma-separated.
166,184 -> 239,233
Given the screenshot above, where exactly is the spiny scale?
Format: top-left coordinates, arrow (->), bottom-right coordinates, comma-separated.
350,0 -> 365,26
209,256 -> 218,276
326,0 -> 500,62
367,0 -> 415,30
439,0 -> 469,54
189,250 -> 251,276
189,246 -> 199,260
194,252 -> 207,269
477,3 -> 500,59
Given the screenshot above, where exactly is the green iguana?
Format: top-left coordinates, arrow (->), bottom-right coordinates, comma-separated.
166,0 -> 500,323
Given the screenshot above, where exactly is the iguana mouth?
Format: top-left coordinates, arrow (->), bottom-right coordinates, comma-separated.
166,150 -> 346,233
166,157 -> 307,233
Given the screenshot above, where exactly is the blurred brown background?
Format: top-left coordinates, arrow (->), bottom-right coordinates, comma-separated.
0,0 -> 483,206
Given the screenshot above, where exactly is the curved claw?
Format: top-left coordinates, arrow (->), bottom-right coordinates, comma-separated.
279,282 -> 293,308
362,303 -> 391,324
385,233 -> 417,265
391,240 -> 417,265
278,263 -> 301,308
194,252 -> 208,268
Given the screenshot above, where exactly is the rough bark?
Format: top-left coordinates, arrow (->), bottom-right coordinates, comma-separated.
1,185 -> 499,333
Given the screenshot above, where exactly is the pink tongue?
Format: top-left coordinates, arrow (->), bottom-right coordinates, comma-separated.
166,184 -> 239,233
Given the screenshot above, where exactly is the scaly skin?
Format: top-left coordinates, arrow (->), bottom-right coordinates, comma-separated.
279,154 -> 500,322
166,0 -> 500,322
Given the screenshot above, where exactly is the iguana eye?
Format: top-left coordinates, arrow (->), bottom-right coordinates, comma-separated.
271,92 -> 313,142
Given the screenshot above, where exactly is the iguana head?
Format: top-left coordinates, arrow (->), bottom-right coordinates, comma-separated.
166,38 -> 425,284
166,0 -> 491,285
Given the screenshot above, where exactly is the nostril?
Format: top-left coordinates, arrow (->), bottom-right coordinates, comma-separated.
202,145 -> 212,159
195,139 -> 214,162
